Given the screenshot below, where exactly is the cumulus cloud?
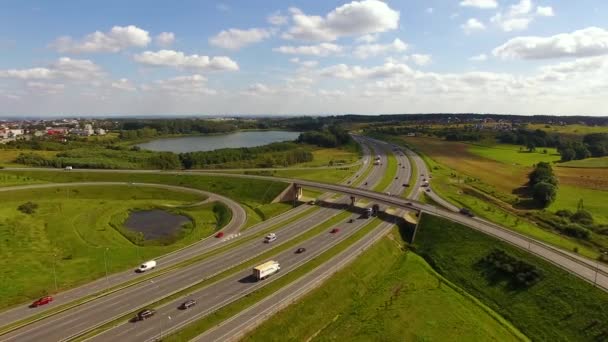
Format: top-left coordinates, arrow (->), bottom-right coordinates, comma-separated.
209,28 -> 272,50
536,6 -> 554,17
111,78 -> 137,91
353,38 -> 407,59
320,62 -> 412,79
0,57 -> 104,81
143,74 -> 216,95
459,0 -> 497,9
410,54 -> 432,66
283,0 -> 399,41
155,32 -> 175,47
50,25 -> 151,53
493,27 -> 608,60
461,18 -> 486,33
490,0 -> 553,32
267,12 -> 288,26
26,82 -> 65,94
356,34 -> 378,43
289,58 -> 319,68
274,43 -> 343,56
133,50 -> 239,71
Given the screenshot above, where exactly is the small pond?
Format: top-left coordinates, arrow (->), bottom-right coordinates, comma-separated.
124,209 -> 191,240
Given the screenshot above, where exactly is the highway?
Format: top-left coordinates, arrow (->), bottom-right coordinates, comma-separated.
0,137 -> 391,341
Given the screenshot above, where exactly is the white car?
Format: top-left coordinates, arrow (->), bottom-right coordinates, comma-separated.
264,233 -> 277,243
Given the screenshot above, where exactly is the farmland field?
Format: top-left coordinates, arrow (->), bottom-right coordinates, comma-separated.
559,157 -> 608,168
527,124 -> 608,135
245,230 -> 525,342
0,185 -> 224,309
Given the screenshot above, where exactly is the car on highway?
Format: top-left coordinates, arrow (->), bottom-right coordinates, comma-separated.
348,218 -> 354,223
330,228 -> 340,234
215,232 -> 224,238
406,202 -> 413,206
179,299 -> 197,310
137,260 -> 156,273
295,247 -> 306,254
308,200 -> 315,205
30,296 -> 53,308
459,208 -> 475,217
402,183 -> 409,187
265,233 -> 277,243
364,181 -> 368,185
426,188 -> 431,192
395,176 -> 398,179
136,309 -> 156,321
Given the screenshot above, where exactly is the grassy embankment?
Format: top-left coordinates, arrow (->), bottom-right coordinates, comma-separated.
396,136 -> 605,259
0,185 -> 224,309
415,215 -> 608,341
244,228 -> 525,342
1,170 -> 291,230
560,157 -> 608,168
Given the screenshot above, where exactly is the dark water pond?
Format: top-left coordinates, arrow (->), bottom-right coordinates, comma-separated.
124,209 -> 191,240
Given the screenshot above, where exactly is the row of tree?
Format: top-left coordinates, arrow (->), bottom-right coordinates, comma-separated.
478,249 -> 543,288
297,125 -> 352,148
558,133 -> 608,161
528,162 -> 558,207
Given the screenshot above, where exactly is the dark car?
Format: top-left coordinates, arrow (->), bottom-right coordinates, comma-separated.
31,296 -> 53,308
364,182 -> 368,185
330,228 -> 340,234
137,309 -> 156,320
402,183 -> 409,187
426,188 -> 431,192
180,299 -> 197,310
406,202 -> 413,206
394,176 -> 398,179
295,247 -> 306,254
348,218 -> 354,223
215,232 -> 224,238
459,208 -> 475,217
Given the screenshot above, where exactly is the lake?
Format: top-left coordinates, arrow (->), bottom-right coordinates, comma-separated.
136,130 -> 301,153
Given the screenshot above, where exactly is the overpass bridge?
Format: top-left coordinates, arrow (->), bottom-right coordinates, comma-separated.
3,167 -> 608,291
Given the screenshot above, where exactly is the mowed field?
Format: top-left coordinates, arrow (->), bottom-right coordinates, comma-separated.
404,136 -> 608,223
0,185 -> 222,309
245,230 -> 525,342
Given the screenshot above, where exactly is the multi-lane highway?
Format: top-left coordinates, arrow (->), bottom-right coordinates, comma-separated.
0,135 -> 606,342
0,137 -> 396,341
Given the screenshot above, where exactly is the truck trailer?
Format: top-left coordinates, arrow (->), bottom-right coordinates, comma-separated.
253,260 -> 280,280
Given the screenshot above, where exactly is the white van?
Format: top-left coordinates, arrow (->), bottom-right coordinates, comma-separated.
137,260 -> 156,273
264,233 -> 277,243
64,166 -> 73,170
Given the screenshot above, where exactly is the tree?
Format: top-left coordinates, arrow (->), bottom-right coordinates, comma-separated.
526,141 -> 536,152
532,182 -> 557,207
150,152 -> 181,170
560,148 -> 576,162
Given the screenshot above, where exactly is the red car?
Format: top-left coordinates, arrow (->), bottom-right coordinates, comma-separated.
330,228 -> 340,234
215,232 -> 224,238
31,296 -> 53,307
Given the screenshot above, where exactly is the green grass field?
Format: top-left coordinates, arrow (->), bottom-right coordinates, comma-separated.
468,143 -> 561,166
0,149 -> 57,167
415,214 -> 608,342
527,124 -> 608,135
0,185 -> 224,309
272,166 -> 358,184
245,229 -> 524,342
294,147 -> 359,168
559,157 -> 608,168
0,173 -> 48,187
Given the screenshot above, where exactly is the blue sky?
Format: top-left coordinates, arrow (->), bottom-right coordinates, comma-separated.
1,0 -> 607,116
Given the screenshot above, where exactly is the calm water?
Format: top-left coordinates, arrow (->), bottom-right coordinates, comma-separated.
136,130 -> 301,153
124,209 -> 191,240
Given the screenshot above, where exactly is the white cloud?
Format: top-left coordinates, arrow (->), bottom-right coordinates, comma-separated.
320,62 -> 413,79
536,6 -> 554,17
209,28 -> 272,50
426,8 -> 434,14
143,74 -> 216,95
111,78 -> 136,91
493,27 -> 608,60
283,0 -> 399,41
50,25 -> 151,53
353,38 -> 407,59
410,54 -> 432,66
246,83 -> 275,95
459,0 -> 497,9
26,82 -> 65,94
461,18 -> 486,33
274,43 -> 343,56
469,53 -> 488,61
356,34 -> 378,43
490,0 -> 552,32
155,32 -> 175,47
268,12 -> 288,26
0,57 -> 104,81
290,58 -> 319,68
133,50 -> 239,71
318,89 -> 346,97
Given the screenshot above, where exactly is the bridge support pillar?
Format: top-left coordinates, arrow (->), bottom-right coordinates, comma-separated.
271,183 -> 303,203
350,196 -> 356,206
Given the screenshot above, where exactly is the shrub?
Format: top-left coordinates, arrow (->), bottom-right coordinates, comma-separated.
555,209 -> 573,218
532,182 -> 557,207
477,249 -> 543,288
18,201 -> 39,214
571,210 -> 594,225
